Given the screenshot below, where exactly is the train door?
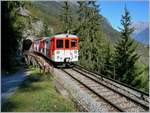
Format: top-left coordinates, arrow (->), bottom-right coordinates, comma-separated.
56,38 -> 64,62
42,41 -> 45,54
64,38 -> 71,62
45,39 -> 50,57
70,38 -> 78,61
44,40 -> 46,55
50,39 -> 54,60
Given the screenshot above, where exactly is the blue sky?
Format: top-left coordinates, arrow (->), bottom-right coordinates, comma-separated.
97,0 -> 149,31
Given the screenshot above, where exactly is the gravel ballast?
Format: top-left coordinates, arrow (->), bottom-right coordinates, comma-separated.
53,68 -> 114,112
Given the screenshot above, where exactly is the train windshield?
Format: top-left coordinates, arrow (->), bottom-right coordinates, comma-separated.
56,40 -> 63,48
71,39 -> 77,48
65,39 -> 69,48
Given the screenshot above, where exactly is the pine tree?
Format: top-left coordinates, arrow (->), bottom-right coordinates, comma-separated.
76,1 -> 91,67
103,43 -> 114,78
76,1 -> 90,38
60,1 -> 73,33
114,7 -> 139,83
87,1 -> 102,71
76,1 -> 107,72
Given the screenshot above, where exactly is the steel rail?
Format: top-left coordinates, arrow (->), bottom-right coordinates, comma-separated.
72,67 -> 149,111
74,64 -> 149,96
73,65 -> 149,102
61,69 -> 124,112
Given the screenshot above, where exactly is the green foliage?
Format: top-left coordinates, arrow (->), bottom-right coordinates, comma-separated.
43,22 -> 50,36
114,7 -> 140,84
131,63 -> 149,92
75,1 -> 108,72
60,1 -> 73,33
103,43 -> 115,78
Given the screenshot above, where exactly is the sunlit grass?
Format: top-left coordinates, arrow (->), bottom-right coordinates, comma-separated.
2,66 -> 77,112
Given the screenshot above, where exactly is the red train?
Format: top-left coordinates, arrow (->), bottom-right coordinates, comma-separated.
31,34 -> 79,66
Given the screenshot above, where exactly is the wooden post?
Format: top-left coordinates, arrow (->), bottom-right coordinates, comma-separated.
113,66 -> 115,79
24,56 -> 28,65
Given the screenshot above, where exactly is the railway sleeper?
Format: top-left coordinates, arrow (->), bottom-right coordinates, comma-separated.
108,96 -> 121,101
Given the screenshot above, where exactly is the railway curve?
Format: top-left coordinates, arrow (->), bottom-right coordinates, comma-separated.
23,51 -> 149,112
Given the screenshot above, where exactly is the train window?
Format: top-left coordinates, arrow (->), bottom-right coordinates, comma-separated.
71,39 -> 77,48
65,40 -> 69,48
56,40 -> 63,48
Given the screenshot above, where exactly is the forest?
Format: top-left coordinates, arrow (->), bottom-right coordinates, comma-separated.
1,1 -> 149,92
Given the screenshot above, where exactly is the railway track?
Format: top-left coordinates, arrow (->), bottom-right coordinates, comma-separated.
74,64 -> 149,99
24,51 -> 149,112
61,67 -> 149,112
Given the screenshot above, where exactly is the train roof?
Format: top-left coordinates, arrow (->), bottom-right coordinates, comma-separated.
33,34 -> 78,42
51,34 -> 78,38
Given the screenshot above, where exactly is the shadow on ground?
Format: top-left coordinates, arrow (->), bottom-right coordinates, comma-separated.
18,74 -> 44,92
1,70 -> 51,112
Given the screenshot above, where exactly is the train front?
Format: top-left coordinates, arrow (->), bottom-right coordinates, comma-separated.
52,34 -> 79,65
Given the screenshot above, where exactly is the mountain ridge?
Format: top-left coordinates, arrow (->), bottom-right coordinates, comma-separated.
131,21 -> 149,45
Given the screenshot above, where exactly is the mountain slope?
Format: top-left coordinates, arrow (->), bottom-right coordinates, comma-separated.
101,16 -> 120,43
131,21 -> 149,45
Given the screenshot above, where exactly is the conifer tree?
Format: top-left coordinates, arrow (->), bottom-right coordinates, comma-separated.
76,1 -> 89,40
103,43 -> 114,78
76,1 -> 90,67
114,7 -> 139,83
60,1 -> 73,33
87,1 -> 102,71
77,1 -> 107,72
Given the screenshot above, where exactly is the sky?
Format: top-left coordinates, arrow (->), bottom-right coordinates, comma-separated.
97,0 -> 149,31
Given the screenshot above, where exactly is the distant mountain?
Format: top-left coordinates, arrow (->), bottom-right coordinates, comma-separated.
131,21 -> 149,45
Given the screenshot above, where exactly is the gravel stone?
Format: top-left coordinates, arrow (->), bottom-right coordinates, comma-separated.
53,68 -> 112,112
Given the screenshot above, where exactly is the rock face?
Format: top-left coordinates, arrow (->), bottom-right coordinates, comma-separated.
31,19 -> 44,35
16,6 -> 45,40
16,7 -> 31,17
131,21 -> 149,45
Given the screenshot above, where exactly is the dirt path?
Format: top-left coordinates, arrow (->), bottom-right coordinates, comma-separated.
1,67 -> 28,100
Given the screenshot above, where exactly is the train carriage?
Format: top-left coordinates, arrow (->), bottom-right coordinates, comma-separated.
32,34 -> 79,66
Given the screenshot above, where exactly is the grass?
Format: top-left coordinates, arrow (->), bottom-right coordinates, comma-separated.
1,66 -> 77,112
